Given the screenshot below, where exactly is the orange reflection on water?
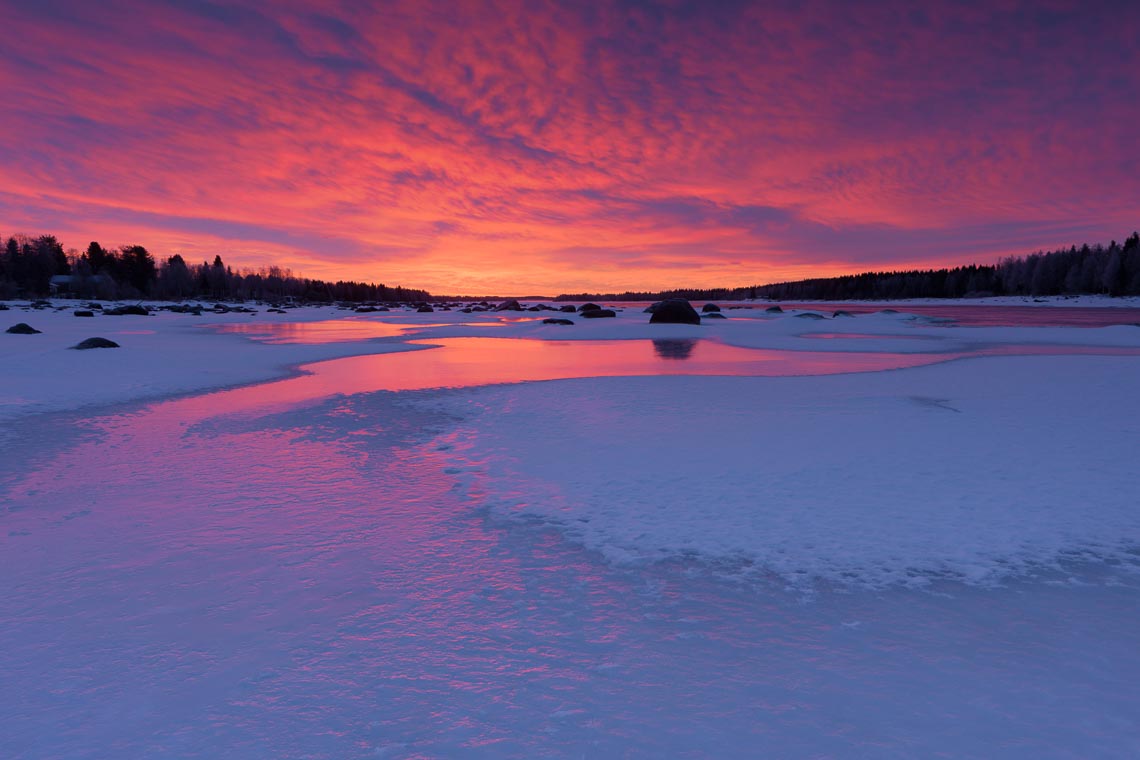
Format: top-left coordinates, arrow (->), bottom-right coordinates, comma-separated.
214,319 -> 502,343
194,337 -> 965,418
310,337 -> 956,393
216,319 -> 414,343
147,337 -> 1140,430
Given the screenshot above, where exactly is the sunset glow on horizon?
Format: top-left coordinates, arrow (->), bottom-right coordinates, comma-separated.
2,0 -> 1137,295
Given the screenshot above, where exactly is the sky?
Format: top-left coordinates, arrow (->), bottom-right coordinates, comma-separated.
1,0 -> 1137,295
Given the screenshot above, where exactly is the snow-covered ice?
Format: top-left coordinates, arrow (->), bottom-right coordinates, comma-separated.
2,298 -> 1140,757
424,358 -> 1140,588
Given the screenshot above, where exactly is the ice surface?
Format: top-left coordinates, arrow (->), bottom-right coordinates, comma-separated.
421,356 -> 1140,588
3,298 -> 1139,423
3,298 -> 1140,757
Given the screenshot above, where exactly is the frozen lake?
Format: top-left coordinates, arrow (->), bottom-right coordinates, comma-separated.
2,303 -> 1139,758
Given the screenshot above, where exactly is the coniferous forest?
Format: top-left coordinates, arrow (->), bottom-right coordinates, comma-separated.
2,232 -> 1138,303
555,233 -> 1140,302
0,235 -> 430,302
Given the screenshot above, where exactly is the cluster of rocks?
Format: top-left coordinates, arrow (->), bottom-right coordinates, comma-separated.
2,296 -> 873,339
0,299 -> 285,318
6,321 -> 119,349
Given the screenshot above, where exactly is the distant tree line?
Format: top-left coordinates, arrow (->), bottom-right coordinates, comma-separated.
556,233 -> 1140,301
0,234 -> 430,302
751,234 -> 1140,301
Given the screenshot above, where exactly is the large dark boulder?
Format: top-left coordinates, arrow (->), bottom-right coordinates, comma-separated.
74,310 -> 95,317
649,299 -> 701,325
578,303 -> 601,312
105,304 -> 149,316
494,299 -> 522,311
644,302 -> 661,313
416,305 -> 435,313
72,337 -> 120,350
794,312 -> 826,320
701,303 -> 721,313
542,318 -> 575,325
580,308 -> 616,319
559,304 -> 577,313
765,305 -> 783,313
7,322 -> 40,334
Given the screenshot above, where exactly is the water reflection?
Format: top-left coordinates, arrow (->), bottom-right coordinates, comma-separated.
652,339 -> 697,360
141,337 -> 1140,423
214,319 -> 502,344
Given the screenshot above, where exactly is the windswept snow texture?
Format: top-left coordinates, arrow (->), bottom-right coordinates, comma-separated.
426,357 -> 1140,589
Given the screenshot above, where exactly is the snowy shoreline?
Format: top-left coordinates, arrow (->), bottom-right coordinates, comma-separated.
3,297 -> 1139,592
3,297 -> 1140,422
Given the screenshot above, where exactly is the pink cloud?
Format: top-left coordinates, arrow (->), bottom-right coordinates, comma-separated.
1,0 -> 1137,294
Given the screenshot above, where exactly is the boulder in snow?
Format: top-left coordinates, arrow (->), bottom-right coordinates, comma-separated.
104,304 -> 149,316
72,337 -> 120,350
649,299 -> 701,325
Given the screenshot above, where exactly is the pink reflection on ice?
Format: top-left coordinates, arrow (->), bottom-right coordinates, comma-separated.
214,319 -> 502,344
174,337 -> 1140,422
